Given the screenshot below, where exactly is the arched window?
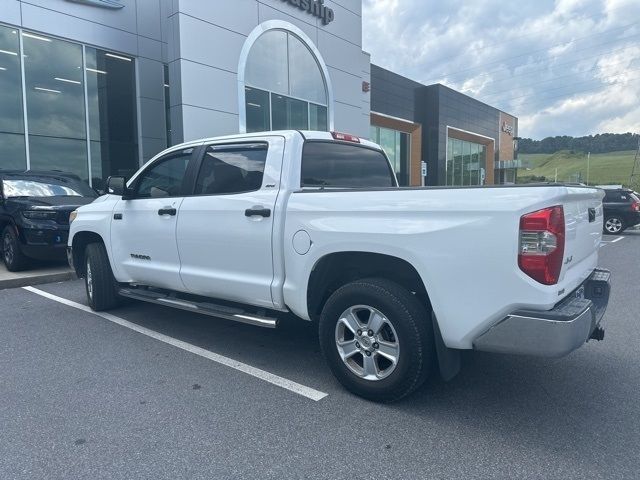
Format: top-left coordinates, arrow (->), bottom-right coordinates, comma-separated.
239,23 -> 332,133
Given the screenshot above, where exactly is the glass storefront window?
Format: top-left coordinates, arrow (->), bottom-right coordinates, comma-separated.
452,139 -> 462,186
23,32 -> 88,180
86,47 -> 138,190
245,29 -> 328,133
245,30 -> 289,96
309,103 -> 327,131
447,137 -> 487,186
288,33 -> 326,105
245,87 -> 271,133
0,28 -> 139,188
462,141 -> 471,186
0,25 -> 26,170
29,136 -> 88,179
271,93 -> 308,130
370,125 -> 410,186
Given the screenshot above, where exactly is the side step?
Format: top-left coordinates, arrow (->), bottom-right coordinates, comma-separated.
118,287 -> 278,328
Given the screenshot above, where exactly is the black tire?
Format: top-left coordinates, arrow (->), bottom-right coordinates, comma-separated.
603,215 -> 625,235
319,278 -> 434,402
2,226 -> 29,272
84,242 -> 120,311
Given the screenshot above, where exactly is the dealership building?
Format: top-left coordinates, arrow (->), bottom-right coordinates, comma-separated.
0,0 -> 517,189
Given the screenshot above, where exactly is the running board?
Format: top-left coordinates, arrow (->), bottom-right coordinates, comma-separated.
118,287 -> 278,328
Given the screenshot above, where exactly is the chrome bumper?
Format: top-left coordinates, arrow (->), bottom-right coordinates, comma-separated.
474,269 -> 611,358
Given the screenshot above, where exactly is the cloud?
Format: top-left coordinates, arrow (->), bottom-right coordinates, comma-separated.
363,0 -> 640,139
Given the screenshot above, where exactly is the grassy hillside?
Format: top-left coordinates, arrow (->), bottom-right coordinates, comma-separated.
517,150 -> 637,187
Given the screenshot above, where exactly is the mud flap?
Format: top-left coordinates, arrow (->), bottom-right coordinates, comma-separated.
432,312 -> 461,381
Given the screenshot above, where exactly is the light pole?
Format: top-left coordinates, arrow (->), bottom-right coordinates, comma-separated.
586,152 -> 591,185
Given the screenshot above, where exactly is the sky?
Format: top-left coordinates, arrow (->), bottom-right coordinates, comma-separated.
361,0 -> 640,140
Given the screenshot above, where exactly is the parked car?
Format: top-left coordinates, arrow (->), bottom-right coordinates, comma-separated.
602,188 -> 640,234
0,171 -> 97,271
68,131 -> 610,402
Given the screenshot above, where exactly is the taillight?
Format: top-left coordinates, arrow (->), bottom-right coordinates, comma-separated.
518,205 -> 565,285
331,131 -> 361,143
631,201 -> 640,212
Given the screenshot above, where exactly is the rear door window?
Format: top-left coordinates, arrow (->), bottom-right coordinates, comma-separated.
194,144 -> 267,195
301,142 -> 396,188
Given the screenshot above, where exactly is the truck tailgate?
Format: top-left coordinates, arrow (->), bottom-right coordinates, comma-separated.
561,186 -> 604,283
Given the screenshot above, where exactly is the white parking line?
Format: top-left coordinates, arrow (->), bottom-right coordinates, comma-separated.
22,286 -> 328,402
600,236 -> 625,247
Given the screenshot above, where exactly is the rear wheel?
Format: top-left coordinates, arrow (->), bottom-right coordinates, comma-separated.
2,226 -> 29,272
319,278 -> 434,402
603,216 -> 624,234
84,242 -> 120,311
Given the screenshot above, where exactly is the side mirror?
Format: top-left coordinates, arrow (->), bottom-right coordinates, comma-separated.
106,176 -> 133,199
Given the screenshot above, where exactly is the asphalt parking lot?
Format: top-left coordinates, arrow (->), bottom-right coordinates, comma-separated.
1,230 -> 639,479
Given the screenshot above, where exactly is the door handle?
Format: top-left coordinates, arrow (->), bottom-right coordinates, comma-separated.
158,207 -> 177,216
245,207 -> 271,218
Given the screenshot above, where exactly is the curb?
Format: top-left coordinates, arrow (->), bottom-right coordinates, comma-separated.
0,271 -> 77,291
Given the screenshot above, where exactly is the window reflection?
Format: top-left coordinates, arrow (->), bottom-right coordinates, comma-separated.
29,136 -> 88,181
0,26 -> 26,169
23,33 -> 86,140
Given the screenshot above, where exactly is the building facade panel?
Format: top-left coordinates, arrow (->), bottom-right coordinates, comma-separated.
180,0 -> 259,36
181,105 -> 238,142
180,61 -> 239,115
321,2 -> 362,46
176,14 -> 246,72
20,2 -> 139,55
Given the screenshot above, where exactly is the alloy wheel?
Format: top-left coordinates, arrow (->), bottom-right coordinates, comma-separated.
605,218 -> 623,234
335,305 -> 400,381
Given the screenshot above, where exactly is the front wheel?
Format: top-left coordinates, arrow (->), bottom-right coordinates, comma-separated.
84,242 -> 121,311
2,226 -> 29,272
603,216 -> 624,235
319,278 -> 434,402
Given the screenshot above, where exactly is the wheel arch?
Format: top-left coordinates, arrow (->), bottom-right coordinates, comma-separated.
71,230 -> 107,277
306,251 -> 432,323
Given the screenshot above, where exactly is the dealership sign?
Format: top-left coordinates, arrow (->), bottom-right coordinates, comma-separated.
66,0 -> 124,8
281,0 -> 335,25
501,121 -> 514,136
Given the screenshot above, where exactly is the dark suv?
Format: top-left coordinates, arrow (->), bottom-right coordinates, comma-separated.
0,171 -> 97,271
602,188 -> 640,234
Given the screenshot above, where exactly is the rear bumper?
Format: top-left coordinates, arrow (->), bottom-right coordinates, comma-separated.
473,268 -> 611,358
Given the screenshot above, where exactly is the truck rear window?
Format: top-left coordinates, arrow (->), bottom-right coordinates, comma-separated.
301,141 -> 396,188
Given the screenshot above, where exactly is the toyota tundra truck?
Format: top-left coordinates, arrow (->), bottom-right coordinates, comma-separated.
67,130 -> 611,402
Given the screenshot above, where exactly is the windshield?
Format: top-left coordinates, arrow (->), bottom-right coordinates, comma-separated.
2,178 -> 97,199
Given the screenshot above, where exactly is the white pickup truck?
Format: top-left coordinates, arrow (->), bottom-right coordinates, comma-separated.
68,131 -> 611,402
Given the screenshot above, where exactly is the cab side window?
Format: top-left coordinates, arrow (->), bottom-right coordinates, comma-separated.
194,144 -> 267,195
135,149 -> 193,198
